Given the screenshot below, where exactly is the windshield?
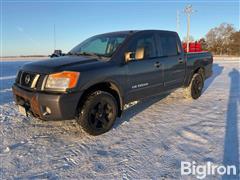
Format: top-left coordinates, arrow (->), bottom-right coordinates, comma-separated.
69,34 -> 127,58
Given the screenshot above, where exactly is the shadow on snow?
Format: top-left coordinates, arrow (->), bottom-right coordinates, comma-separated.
202,63 -> 224,93
223,68 -> 239,179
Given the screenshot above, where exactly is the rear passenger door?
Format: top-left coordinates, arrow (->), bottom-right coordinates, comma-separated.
156,33 -> 185,89
125,32 -> 164,102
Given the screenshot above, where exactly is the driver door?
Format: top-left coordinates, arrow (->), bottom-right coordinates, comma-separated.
125,32 -> 164,102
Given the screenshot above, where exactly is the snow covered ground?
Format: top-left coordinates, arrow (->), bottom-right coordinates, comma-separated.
0,59 -> 239,179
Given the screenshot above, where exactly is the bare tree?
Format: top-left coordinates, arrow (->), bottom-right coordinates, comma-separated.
229,31 -> 240,56
206,23 -> 235,55
199,38 -> 208,50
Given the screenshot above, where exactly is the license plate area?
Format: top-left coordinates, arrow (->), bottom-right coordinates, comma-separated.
18,105 -> 27,116
14,93 -> 40,118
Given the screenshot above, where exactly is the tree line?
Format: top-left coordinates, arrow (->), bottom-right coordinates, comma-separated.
187,23 -> 240,56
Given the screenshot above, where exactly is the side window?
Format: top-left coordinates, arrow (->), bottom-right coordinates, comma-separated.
128,34 -> 157,60
158,34 -> 178,56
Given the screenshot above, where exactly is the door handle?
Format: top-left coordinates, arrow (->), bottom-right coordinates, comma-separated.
178,58 -> 184,64
154,62 -> 161,68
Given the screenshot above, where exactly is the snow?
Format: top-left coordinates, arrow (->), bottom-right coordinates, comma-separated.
0,59 -> 239,179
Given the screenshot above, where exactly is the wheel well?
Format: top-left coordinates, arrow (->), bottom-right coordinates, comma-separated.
194,67 -> 205,79
191,67 -> 205,81
186,67 -> 205,86
76,82 -> 123,117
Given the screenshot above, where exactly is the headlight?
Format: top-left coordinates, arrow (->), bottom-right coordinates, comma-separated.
45,71 -> 80,91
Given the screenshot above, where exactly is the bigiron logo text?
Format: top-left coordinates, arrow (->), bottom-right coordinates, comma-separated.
181,161 -> 237,179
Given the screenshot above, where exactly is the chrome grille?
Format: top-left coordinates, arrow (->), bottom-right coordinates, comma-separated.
16,71 -> 40,89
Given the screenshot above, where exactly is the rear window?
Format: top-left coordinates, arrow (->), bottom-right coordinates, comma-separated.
158,34 -> 178,56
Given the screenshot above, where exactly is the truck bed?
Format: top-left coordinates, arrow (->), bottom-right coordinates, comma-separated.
185,51 -> 213,83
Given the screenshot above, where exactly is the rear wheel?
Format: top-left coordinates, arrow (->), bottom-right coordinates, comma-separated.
185,72 -> 204,99
76,91 -> 118,135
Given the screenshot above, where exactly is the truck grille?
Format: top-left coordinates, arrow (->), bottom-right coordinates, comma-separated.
16,71 -> 40,89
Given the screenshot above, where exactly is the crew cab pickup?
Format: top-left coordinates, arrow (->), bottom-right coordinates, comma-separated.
12,30 -> 213,135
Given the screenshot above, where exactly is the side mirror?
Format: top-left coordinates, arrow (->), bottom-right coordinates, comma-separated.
125,48 -> 144,62
50,49 -> 64,58
125,52 -> 135,62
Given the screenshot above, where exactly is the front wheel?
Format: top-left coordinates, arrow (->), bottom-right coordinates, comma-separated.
185,72 -> 204,99
76,91 -> 118,135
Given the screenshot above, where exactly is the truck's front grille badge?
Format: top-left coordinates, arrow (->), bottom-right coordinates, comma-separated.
17,71 -> 40,89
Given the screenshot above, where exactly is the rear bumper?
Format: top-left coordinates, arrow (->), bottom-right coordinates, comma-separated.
12,84 -> 82,120
205,63 -> 213,79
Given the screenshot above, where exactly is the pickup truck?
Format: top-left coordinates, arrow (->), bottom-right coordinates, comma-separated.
12,30 -> 213,135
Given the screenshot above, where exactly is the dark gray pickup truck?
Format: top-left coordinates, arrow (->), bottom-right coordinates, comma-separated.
12,30 -> 213,135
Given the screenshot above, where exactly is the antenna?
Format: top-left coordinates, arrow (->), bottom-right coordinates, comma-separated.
184,4 -> 196,52
176,10 -> 180,33
53,24 -> 56,51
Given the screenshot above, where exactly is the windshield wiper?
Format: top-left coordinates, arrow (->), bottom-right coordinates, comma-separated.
68,51 -> 104,59
80,52 -> 100,57
67,52 -> 83,56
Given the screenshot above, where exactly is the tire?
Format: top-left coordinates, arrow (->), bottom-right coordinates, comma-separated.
185,72 -> 204,99
76,91 -> 118,135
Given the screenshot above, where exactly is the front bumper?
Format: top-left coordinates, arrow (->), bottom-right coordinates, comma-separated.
12,84 -> 82,120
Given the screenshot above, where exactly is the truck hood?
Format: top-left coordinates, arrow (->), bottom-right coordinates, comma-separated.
21,55 -> 106,74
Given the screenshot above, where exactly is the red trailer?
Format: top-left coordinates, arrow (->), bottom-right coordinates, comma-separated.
182,41 -> 203,53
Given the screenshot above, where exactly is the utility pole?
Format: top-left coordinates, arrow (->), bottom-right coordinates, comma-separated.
184,5 -> 195,52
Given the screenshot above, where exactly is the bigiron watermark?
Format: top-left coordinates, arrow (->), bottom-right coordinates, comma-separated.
181,161 -> 237,179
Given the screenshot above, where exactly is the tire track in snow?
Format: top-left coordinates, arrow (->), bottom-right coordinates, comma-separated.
0,75 -> 16,80
0,88 -> 12,93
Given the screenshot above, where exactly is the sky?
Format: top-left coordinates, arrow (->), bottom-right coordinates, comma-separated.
1,0 -> 239,56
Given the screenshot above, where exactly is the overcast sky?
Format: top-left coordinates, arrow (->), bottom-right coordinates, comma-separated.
1,0 -> 239,56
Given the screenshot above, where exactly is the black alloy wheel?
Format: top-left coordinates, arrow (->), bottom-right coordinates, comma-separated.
76,91 -> 118,135
191,74 -> 204,99
89,100 -> 115,131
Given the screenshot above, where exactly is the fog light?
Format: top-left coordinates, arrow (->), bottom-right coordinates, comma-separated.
46,107 -> 51,114
43,106 -> 51,116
